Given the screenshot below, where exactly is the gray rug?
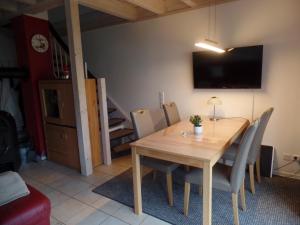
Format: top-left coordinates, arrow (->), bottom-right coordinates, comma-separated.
93,168 -> 300,225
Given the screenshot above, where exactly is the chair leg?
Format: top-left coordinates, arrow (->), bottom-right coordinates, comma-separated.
232,193 -> 240,225
240,179 -> 246,211
249,164 -> 256,194
184,182 -> 190,216
256,156 -> 261,183
166,173 -> 173,206
152,170 -> 157,181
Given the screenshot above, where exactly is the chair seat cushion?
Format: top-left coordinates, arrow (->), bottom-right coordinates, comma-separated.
141,157 -> 179,173
222,143 -> 239,161
0,185 -> 51,225
185,164 -> 232,192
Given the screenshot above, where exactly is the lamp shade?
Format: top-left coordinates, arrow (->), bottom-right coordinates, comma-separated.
207,96 -> 222,105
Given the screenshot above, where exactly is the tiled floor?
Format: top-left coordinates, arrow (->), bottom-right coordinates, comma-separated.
19,155 -> 170,225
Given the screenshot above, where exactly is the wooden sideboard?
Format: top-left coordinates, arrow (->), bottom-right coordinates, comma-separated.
39,79 -> 102,171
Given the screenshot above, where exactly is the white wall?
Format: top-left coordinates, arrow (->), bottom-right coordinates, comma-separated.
0,30 -> 17,66
82,0 -> 300,176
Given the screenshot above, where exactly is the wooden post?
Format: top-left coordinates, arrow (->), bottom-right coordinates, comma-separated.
65,0 -> 92,176
97,78 -> 111,165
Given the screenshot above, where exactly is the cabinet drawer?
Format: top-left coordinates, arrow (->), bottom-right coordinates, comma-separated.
45,124 -> 80,170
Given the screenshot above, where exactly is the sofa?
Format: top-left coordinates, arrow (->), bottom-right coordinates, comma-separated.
0,185 -> 51,225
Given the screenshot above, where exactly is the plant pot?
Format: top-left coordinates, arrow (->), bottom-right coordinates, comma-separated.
194,126 -> 203,135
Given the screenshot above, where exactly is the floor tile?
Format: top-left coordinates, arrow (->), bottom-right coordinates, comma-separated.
53,178 -> 92,196
113,205 -> 148,225
46,190 -> 71,208
24,177 -> 55,195
141,215 -> 171,225
50,216 -> 65,225
74,187 -> 101,205
73,172 -> 114,186
52,198 -> 90,224
92,195 -> 123,215
100,216 -> 128,225
66,206 -> 109,225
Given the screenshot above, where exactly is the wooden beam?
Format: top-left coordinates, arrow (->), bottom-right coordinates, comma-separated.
0,1 -> 18,12
23,0 -> 63,14
79,0 -> 138,21
64,0 -> 93,176
97,78 -> 111,165
180,0 -> 197,7
124,0 -> 165,15
16,0 -> 37,5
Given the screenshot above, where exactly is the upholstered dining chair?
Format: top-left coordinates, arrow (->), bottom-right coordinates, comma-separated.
183,120 -> 259,225
163,102 -> 180,126
221,108 -> 274,194
130,109 -> 179,206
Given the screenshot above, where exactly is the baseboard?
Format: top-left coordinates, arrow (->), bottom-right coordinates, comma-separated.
273,170 -> 300,180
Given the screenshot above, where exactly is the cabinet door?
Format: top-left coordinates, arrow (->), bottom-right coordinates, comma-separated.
45,123 -> 80,170
59,83 -> 76,127
39,81 -> 76,127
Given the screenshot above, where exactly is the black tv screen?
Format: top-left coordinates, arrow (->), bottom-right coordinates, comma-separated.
193,45 -> 263,89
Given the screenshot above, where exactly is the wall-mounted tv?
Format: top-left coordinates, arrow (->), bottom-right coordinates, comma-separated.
193,45 -> 263,89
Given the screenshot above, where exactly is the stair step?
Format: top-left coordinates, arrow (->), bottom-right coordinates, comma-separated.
109,118 -> 125,128
110,128 -> 134,141
112,142 -> 131,153
108,107 -> 116,114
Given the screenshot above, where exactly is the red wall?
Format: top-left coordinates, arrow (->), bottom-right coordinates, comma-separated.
13,15 -> 53,156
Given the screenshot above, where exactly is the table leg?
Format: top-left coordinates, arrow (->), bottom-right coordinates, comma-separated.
132,147 -> 142,214
203,161 -> 212,225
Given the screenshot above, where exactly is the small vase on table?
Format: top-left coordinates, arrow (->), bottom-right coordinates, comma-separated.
190,115 -> 203,135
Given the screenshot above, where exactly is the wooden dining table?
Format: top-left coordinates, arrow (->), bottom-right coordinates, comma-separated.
130,117 -> 249,225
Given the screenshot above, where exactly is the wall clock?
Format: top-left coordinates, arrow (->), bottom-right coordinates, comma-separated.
31,34 -> 49,53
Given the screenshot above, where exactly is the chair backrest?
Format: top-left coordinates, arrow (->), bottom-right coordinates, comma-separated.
230,120 -> 259,193
163,102 -> 180,126
247,107 -> 274,164
130,109 -> 155,139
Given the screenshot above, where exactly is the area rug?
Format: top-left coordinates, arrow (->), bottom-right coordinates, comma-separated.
93,168 -> 300,225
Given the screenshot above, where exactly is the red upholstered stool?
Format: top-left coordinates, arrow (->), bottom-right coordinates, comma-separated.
0,185 -> 51,225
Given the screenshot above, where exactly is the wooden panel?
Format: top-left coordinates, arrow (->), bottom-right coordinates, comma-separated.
79,0 -> 138,21
85,79 -> 102,167
45,123 -> 80,170
125,0 -> 165,15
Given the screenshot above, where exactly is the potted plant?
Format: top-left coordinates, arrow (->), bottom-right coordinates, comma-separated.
190,115 -> 203,135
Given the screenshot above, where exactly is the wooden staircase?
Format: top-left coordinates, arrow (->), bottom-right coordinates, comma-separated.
49,22 -> 135,161
107,106 -> 135,158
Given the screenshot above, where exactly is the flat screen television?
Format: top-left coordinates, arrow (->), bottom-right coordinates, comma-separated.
193,45 -> 263,89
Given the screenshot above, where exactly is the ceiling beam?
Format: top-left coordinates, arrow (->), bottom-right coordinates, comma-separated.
79,0 -> 138,21
124,0 -> 165,15
23,0 -> 63,14
0,1 -> 18,12
180,0 -> 197,7
15,0 -> 37,5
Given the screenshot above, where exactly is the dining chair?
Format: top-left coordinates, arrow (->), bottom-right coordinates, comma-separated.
222,108 -> 274,194
130,109 -> 179,206
163,102 -> 180,126
183,120 -> 259,225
